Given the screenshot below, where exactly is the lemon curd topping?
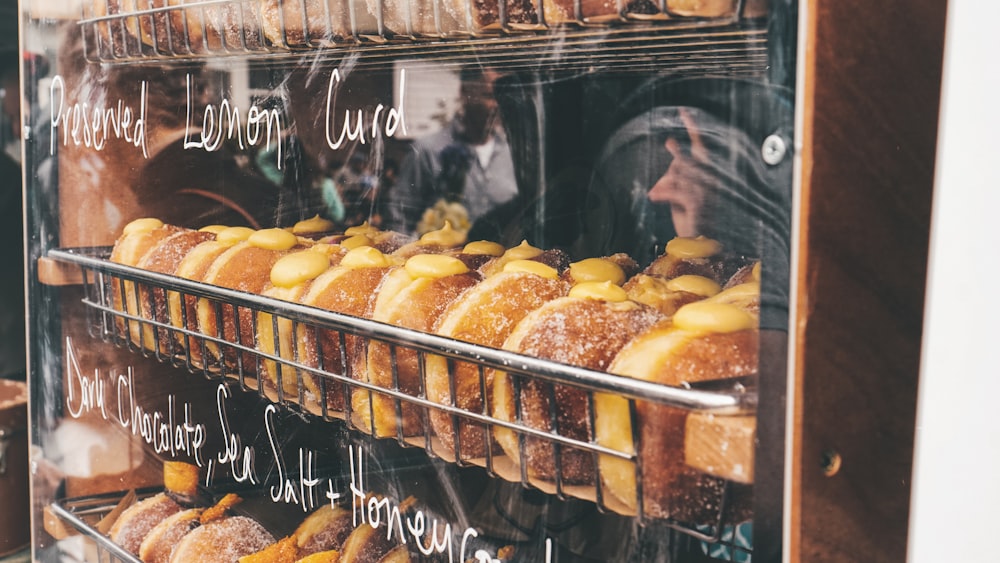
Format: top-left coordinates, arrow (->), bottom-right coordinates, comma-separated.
340,234 -> 374,250
419,221 -> 466,247
122,218 -> 164,235
502,240 -> 543,260
248,228 -> 299,251
341,246 -> 393,269
503,259 -> 559,279
292,215 -> 336,235
569,258 -> 626,286
568,281 -> 628,302
215,226 -> 256,244
665,236 -> 722,259
665,275 -> 722,297
271,250 -> 331,288
673,301 -> 755,333
463,240 -> 505,256
405,254 -> 470,278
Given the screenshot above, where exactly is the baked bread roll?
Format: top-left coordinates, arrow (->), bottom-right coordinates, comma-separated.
318,222 -> 413,255
169,515 -> 275,562
354,253 -> 482,437
108,492 -> 184,555
167,226 -> 253,368
110,218 -> 186,347
391,220 -> 467,259
477,240 -> 569,278
135,229 -> 218,355
595,299 -> 758,523
623,273 -> 720,317
196,228 -> 312,374
426,260 -> 571,459
259,0 -> 374,46
364,0 -> 463,35
446,0 -> 538,30
295,246 -> 403,412
492,283 -> 663,485
139,507 -> 204,563
643,236 -> 750,285
256,245 -> 345,401
93,0 -> 264,55
666,0 -> 768,18
293,504 -> 355,557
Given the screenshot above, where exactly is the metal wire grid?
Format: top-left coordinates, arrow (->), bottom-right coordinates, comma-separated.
49,245 -> 755,548
77,0 -> 766,62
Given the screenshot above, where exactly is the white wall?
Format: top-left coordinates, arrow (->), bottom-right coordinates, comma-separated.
909,1 -> 1000,560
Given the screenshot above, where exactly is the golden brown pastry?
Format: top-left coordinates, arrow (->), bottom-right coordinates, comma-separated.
256,244 -> 345,400
135,229 -> 218,355
169,515 -> 275,563
623,273 -> 720,317
354,253 -> 482,437
666,0 -> 768,18
426,260 -> 571,459
108,493 -> 184,555
492,283 -> 664,485
595,299 -> 758,523
365,0 -> 463,35
258,0 -> 373,46
109,218 -> 185,346
295,246 -> 403,412
139,507 -> 205,563
391,220 -> 467,259
167,226 -> 253,368
196,228 -> 312,374
95,0 -> 264,55
643,236 -> 750,285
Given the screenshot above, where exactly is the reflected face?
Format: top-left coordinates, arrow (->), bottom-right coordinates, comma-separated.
648,155 -> 706,238
459,71 -> 500,145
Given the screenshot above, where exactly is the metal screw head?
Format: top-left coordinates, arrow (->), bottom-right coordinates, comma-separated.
761,134 -> 787,166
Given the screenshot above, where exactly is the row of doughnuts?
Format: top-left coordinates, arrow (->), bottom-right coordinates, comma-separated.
91,0 -> 767,56
109,216 -> 760,523
106,463 -> 412,562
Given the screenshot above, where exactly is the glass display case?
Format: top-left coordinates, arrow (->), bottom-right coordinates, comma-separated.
19,0 -> 947,561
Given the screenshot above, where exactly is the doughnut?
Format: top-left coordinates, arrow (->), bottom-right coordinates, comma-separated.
354,253 -> 482,437
295,246 -> 403,412
364,0 -> 463,35
135,229 -> 218,354
256,245 -> 345,400
665,0 -> 768,18
169,515 -> 275,563
623,273 -> 720,317
444,0 -> 538,29
239,536 -> 300,563
108,493 -> 184,555
595,299 -> 758,523
643,236 -> 750,285
139,507 -> 204,563
492,284 -> 664,485
293,504 -> 355,556
166,226 -> 252,368
258,0 -> 369,46
291,215 -> 339,240
196,228 -> 312,374
477,240 -> 569,278
337,522 -> 406,563
317,222 -> 414,255
391,221 -> 467,259
109,218 -> 185,346
426,254 -> 640,459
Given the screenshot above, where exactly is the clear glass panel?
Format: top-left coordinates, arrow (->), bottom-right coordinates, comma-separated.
21,1 -> 794,560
